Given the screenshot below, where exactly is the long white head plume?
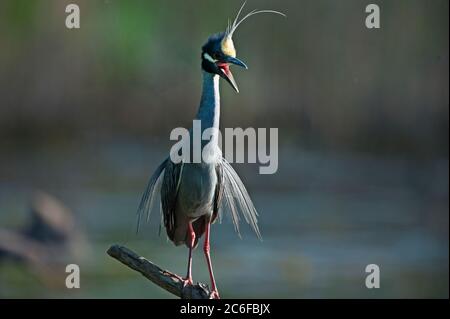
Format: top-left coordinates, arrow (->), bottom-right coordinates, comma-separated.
224,1 -> 286,39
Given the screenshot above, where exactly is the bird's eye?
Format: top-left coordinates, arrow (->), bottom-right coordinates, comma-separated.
212,53 -> 220,60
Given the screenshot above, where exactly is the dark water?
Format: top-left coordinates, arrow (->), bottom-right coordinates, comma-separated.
0,142 -> 448,298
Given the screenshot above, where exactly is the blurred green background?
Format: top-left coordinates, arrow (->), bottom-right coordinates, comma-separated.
0,0 -> 448,298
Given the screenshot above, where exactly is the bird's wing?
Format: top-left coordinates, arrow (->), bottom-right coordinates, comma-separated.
218,157 -> 261,239
161,159 -> 184,240
136,158 -> 168,233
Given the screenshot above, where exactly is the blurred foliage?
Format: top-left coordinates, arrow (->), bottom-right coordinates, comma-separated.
0,0 -> 448,158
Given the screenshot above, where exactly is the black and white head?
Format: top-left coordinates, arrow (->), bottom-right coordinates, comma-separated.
201,2 -> 285,93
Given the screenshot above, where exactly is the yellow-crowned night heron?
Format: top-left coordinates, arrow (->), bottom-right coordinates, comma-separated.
137,2 -> 284,299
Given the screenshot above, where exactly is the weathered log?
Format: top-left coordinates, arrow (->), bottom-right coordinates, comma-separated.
107,244 -> 212,299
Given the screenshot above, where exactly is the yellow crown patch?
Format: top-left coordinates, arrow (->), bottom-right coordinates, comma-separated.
221,36 -> 236,58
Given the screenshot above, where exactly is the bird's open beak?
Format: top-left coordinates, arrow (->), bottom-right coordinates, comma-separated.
217,56 -> 247,93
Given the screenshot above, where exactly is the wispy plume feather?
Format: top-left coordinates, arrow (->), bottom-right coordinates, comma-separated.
225,1 -> 286,38
220,157 -> 261,240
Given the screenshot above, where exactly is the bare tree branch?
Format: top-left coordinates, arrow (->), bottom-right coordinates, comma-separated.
107,244 -> 212,299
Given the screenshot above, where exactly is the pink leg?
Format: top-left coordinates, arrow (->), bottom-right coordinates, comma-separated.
203,219 -> 220,299
173,223 -> 195,287
182,222 -> 195,286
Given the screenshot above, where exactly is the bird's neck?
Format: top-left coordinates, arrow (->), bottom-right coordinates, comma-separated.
195,72 -> 220,145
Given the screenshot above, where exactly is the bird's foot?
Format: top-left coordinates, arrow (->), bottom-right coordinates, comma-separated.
182,277 -> 194,287
209,289 -> 220,299
173,273 -> 194,287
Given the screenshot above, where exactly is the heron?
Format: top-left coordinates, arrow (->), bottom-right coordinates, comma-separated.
137,2 -> 284,299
